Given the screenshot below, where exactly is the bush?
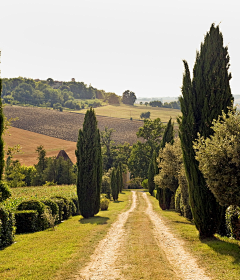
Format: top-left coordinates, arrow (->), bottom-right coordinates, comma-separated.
127,178 -> 143,189
17,199 -> 49,231
226,205 -> 240,240
100,197 -> 110,210
42,199 -> 59,222
0,206 -> 15,248
0,181 -> 11,202
141,179 -> 148,189
51,197 -> 65,223
15,210 -> 38,233
71,197 -> 80,215
69,199 -> 77,216
51,196 -> 71,220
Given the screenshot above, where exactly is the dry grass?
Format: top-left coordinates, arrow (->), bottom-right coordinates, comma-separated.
3,127 -> 77,166
78,103 -> 181,123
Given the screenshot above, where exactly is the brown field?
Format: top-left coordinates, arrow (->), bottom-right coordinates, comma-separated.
3,105 -> 144,145
3,127 -> 77,166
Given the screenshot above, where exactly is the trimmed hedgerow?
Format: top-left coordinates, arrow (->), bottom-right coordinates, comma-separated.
41,199 -> 59,221
51,197 -> 65,223
51,196 -> 71,220
0,206 -> 15,248
71,197 -> 80,215
15,210 -> 38,233
69,199 -> 77,216
17,200 -> 49,231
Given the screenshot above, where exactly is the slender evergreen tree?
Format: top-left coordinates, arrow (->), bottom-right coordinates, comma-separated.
111,168 -> 118,201
0,78 -> 4,180
76,108 -> 102,218
160,117 -> 174,149
119,162 -> 123,193
178,24 -> 233,238
148,159 -> 155,196
116,165 -> 121,195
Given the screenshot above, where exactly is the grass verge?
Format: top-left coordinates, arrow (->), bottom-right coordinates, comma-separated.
148,193 -> 240,280
0,191 -> 132,280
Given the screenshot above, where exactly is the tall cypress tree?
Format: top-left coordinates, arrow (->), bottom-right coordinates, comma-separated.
148,159 -> 155,196
76,108 -> 102,218
0,77 -> 4,180
116,165 -> 121,195
160,117 -> 174,149
119,162 -> 123,193
178,24 -> 233,237
111,168 -> 118,201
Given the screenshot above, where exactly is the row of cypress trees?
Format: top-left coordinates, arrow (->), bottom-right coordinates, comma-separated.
179,24 -> 233,238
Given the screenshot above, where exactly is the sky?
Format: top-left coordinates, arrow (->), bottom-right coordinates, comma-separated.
1,0 -> 239,99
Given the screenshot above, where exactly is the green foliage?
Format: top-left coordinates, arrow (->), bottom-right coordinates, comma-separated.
15,210 -> 38,233
122,90 -> 136,105
17,199 -> 48,231
178,24 -> 233,238
101,174 -> 111,199
194,109 -> 240,207
100,197 -> 110,210
140,111 -> 150,119
128,141 -> 151,179
51,197 -> 65,222
155,139 -> 182,194
116,165 -> 121,195
111,169 -> 118,201
52,196 -> 71,220
76,108 -> 102,218
41,199 -> 59,218
0,181 -> 11,202
71,197 -> 80,215
105,92 -> 120,104
101,127 -> 115,171
127,178 -> 142,189
141,178 -> 148,189
118,162 -> 123,193
0,206 -> 15,248
160,117 -> 174,149
226,206 -> 240,240
175,186 -> 181,214
148,160 -> 155,196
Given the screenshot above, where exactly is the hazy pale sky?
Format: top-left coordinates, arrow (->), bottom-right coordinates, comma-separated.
1,0 -> 239,98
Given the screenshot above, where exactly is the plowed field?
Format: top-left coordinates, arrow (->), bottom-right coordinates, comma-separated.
4,106 -> 143,145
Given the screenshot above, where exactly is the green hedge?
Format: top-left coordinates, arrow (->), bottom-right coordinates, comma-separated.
15,210 -> 38,233
0,206 -> 15,248
41,199 -> 59,223
71,197 -> 80,215
51,197 -> 65,223
17,200 -> 49,231
51,196 -> 71,220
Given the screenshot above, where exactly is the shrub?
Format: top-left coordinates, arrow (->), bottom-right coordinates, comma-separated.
15,210 -> 38,233
71,197 -> 80,215
226,205 -> 240,240
69,199 -> 77,216
100,197 -> 110,210
127,178 -> 142,189
51,196 -> 71,220
142,179 -> 148,189
0,206 -> 15,248
51,197 -> 65,223
0,181 -> 11,202
42,199 -> 59,223
17,199 -> 49,231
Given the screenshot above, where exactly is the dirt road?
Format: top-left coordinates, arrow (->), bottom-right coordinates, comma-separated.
76,191 -> 211,280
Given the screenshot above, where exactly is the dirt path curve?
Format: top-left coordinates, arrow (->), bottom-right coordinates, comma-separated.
142,192 -> 211,280
76,191 -> 211,280
76,191 -> 137,280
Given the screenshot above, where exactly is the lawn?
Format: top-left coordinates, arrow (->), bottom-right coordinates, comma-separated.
0,187 -> 132,280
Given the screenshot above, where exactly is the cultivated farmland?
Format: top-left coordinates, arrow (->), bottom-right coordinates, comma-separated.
4,105 -> 144,145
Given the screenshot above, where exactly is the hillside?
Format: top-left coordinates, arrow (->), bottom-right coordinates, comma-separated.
3,105 -> 144,145
78,104 -> 181,122
3,127 -> 77,166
